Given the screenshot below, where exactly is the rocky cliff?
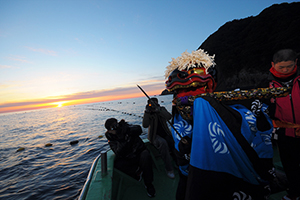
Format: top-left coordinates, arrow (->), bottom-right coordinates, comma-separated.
161,2 -> 300,95
199,2 -> 300,91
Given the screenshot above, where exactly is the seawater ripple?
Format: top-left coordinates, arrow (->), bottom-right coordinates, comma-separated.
0,95 -> 172,200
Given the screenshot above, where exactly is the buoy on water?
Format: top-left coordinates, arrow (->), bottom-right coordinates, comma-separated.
17,147 -> 25,152
98,135 -> 104,138
45,143 -> 53,147
70,140 -> 79,145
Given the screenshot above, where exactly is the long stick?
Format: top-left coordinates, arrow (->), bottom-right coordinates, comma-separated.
137,85 -> 184,140
137,84 -> 151,100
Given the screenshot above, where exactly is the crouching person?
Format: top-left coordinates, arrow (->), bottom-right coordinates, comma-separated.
105,118 -> 155,198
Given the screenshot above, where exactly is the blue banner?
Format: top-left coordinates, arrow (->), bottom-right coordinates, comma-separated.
190,97 -> 272,185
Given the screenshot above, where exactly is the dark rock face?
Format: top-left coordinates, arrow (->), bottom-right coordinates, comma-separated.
161,89 -> 173,95
198,2 -> 300,91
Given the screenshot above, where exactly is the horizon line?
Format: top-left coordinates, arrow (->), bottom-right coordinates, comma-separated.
0,83 -> 167,114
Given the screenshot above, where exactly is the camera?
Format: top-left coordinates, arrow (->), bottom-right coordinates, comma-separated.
127,125 -> 142,136
116,120 -> 142,138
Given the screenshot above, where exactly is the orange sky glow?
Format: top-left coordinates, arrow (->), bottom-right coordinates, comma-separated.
0,84 -> 165,114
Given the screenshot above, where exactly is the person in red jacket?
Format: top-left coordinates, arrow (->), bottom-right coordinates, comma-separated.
268,49 -> 300,200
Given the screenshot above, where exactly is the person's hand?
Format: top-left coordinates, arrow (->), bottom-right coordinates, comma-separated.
296,127 -> 300,136
145,104 -> 160,113
178,136 -> 192,154
145,104 -> 152,113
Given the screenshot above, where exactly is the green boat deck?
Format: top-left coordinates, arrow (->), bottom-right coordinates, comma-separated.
79,139 -> 288,200
111,144 -> 179,199
79,140 -> 179,200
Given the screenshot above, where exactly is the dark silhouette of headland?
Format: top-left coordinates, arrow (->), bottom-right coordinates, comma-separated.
161,2 -> 300,95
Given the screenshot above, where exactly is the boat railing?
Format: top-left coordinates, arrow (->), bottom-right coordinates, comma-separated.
78,150 -> 108,200
101,150 -> 108,175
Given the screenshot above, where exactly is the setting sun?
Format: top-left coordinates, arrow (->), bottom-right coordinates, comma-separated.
53,101 -> 68,108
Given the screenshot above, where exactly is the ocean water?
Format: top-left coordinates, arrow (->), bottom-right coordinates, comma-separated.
0,95 -> 173,200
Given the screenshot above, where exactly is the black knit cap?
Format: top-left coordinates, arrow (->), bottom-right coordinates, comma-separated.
104,118 -> 117,130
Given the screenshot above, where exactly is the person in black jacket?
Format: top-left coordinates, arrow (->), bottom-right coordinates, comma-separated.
104,118 -> 155,198
142,97 -> 176,179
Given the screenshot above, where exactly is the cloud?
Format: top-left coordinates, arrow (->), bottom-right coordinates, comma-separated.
0,81 -> 166,112
7,56 -> 32,63
0,83 -> 17,89
58,83 -> 160,101
0,65 -> 13,69
63,48 -> 79,56
0,99 -> 56,108
74,37 -> 86,46
25,46 -> 58,56
138,76 -> 165,83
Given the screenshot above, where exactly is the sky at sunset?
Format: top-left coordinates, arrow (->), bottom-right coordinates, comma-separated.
0,0 -> 298,114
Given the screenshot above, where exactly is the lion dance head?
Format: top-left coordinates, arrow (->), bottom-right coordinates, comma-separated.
165,49 -> 217,97
165,49 -> 217,120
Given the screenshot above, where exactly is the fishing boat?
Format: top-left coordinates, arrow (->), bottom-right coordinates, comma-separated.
78,136 -> 288,200
78,138 -> 179,200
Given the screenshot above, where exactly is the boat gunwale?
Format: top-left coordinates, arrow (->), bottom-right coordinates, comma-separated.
78,153 -> 102,200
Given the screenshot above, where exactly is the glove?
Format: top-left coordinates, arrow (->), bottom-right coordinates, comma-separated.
178,136 -> 192,154
145,104 -> 152,113
145,104 -> 160,113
